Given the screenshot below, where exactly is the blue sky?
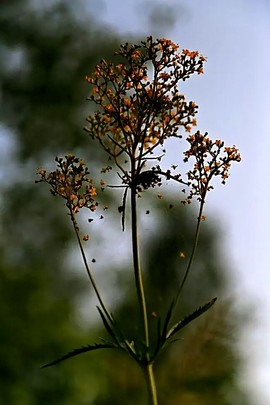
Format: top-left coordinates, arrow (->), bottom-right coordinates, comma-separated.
95,0 -> 270,403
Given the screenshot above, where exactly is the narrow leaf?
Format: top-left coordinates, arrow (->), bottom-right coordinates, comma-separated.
157,316 -> 161,345
41,342 -> 118,368
151,316 -> 162,360
166,297 -> 217,340
123,339 -> 137,357
97,309 -> 133,358
96,306 -> 119,344
161,299 -> 175,343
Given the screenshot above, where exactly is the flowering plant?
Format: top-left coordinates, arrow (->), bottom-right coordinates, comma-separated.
36,37 -> 240,405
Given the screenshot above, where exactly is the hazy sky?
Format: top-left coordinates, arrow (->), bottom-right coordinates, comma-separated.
96,1 -> 270,403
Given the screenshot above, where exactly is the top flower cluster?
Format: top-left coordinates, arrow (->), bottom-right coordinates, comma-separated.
84,36 -> 206,163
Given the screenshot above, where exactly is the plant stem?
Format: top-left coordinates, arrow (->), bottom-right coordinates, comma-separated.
144,363 -> 158,405
130,185 -> 149,347
174,197 -> 206,307
70,210 -> 113,323
130,184 -> 158,404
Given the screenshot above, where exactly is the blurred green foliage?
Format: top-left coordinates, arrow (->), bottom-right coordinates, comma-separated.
0,1 -> 251,404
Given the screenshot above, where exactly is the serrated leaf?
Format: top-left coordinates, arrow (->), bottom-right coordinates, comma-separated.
166,297 -> 217,341
161,299 -> 175,344
152,300 -> 175,361
41,342 -> 118,368
96,306 -> 119,344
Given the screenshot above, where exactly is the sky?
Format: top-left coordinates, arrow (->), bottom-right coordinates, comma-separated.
94,0 -> 270,403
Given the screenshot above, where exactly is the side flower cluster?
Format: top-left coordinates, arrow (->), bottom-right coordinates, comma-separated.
184,131 -> 241,202
36,154 -> 98,215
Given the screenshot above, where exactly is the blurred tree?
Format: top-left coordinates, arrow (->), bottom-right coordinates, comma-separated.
0,0 -> 120,162
0,0 -> 250,404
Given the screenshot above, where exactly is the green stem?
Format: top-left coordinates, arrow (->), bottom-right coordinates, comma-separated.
130,184 -> 158,404
70,210 -> 113,323
174,196 -> 206,307
130,185 -> 149,347
143,363 -> 158,405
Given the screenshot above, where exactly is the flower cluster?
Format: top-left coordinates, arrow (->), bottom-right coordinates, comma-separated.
183,131 -> 241,202
84,36 -> 206,173
36,154 -> 98,215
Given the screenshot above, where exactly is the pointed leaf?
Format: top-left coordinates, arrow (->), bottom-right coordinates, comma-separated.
41,342 -> 118,368
161,299 -> 175,344
151,316 -> 162,360
108,311 -> 126,343
152,300 -> 175,361
96,306 -> 119,344
166,297 -> 217,341
123,339 -> 137,358
97,309 -> 134,358
156,316 -> 161,345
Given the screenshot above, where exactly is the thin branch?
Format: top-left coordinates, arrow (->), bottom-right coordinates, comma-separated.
69,207 -> 113,324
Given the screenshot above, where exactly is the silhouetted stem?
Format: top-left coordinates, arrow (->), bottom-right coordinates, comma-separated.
70,210 -> 113,323
130,182 -> 158,404
130,185 -> 149,347
174,196 -> 206,307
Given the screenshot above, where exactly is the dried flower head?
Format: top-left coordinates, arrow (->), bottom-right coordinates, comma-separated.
36,154 -> 98,215
183,131 -> 241,202
84,36 -> 206,188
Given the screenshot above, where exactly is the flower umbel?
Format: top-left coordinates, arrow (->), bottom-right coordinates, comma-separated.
84,36 -> 206,186
36,154 -> 98,215
184,131 -> 241,202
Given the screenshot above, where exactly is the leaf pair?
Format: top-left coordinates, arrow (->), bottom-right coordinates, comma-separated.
41,298 -> 217,368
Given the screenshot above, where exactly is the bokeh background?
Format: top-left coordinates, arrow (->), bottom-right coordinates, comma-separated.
0,0 -> 269,404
